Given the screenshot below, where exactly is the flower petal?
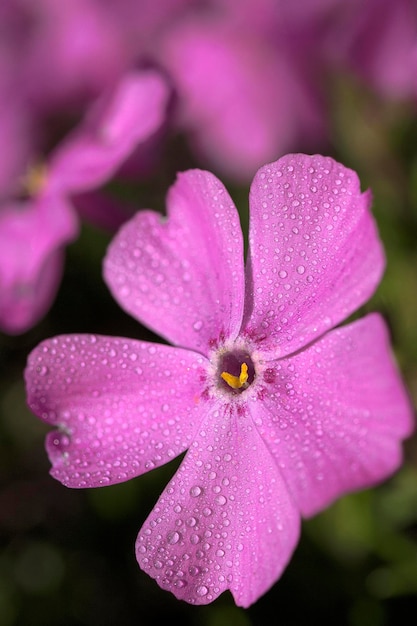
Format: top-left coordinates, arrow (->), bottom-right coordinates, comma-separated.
159,19 -> 297,181
242,154 -> 385,358
136,403 -> 300,607
250,313 -> 414,517
104,170 -> 245,353
333,0 -> 417,100
48,69 -> 170,194
25,335 -> 207,487
0,193 -> 77,334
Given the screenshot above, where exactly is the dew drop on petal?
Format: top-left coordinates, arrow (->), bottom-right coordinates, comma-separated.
190,485 -> 202,497
50,431 -> 71,452
196,585 -> 209,597
167,531 -> 181,545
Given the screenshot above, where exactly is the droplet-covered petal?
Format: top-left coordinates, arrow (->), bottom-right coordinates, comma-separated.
25,335 -> 207,487
136,403 -> 299,607
243,153 -> 385,357
104,169 -> 245,353
250,313 -> 414,517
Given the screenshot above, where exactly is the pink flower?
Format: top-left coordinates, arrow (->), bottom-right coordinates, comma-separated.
0,194 -> 76,335
353,0 -> 417,101
1,0 -> 128,112
25,154 -> 413,606
157,13 -> 326,181
0,69 -> 170,334
323,0 -> 417,101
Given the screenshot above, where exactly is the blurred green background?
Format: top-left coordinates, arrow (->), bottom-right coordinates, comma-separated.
1,77 -> 417,626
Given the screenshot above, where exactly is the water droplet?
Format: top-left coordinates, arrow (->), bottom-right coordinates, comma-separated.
279,270 -> 288,279
193,321 -> 203,331
190,485 -> 202,498
37,365 -> 49,376
167,531 -> 181,545
297,265 -> 305,275
50,431 -> 71,451
196,585 -> 209,597
215,495 -> 227,506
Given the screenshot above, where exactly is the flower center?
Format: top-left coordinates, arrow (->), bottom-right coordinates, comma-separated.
218,350 -> 255,393
22,162 -> 47,197
221,362 -> 248,389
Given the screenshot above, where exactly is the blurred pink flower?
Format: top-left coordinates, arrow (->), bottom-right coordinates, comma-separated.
0,195 -> 76,335
0,69 -> 170,334
324,0 -> 417,101
0,0 -> 128,112
0,0 -> 189,113
25,154 -> 413,605
157,11 -> 326,180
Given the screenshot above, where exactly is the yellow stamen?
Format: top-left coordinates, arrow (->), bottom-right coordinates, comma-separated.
23,163 -> 47,197
221,362 -> 248,390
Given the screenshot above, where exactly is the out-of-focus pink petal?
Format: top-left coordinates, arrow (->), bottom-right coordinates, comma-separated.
103,0 -> 193,49
104,169 -> 245,353
0,94 -> 32,200
209,0 -> 340,30
0,243 -> 64,335
0,193 -> 77,334
328,0 -> 417,101
159,20 -> 297,181
48,70 -> 170,194
242,154 -> 385,358
136,403 -> 300,607
72,190 -> 136,232
18,0 -> 128,110
251,314 -> 414,517
25,335 -> 207,487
